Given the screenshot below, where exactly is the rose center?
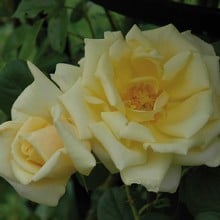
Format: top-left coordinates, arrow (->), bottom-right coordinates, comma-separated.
21,141 -> 44,165
122,82 -> 159,111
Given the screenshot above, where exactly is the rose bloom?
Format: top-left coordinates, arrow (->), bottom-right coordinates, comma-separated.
0,62 -> 95,206
53,24 -> 220,193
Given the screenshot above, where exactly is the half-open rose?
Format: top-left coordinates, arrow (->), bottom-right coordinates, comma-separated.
52,24 -> 220,193
0,62 -> 95,205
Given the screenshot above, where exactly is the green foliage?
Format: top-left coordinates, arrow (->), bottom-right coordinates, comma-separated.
97,187 -> 133,220
76,163 -> 110,191
179,166 -> 220,219
140,212 -> 171,220
48,9 -> 68,53
0,110 -> 7,124
13,0 -> 63,18
0,178 -> 30,220
0,60 -> 33,118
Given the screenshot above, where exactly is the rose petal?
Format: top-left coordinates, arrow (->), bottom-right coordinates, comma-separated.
145,139 -> 195,155
0,121 -> 21,181
25,125 -> 63,161
82,38 -> 113,88
51,63 -> 82,92
156,90 -> 213,138
8,177 -> 68,206
101,111 -> 127,138
12,117 -> 49,174
174,137 -> 220,167
52,105 -> 96,175
95,53 -> 124,110
204,55 -> 220,95
59,79 -> 93,139
90,122 -> 147,170
92,141 -> 118,173
32,148 -> 74,181
126,24 -> 152,49
142,24 -> 197,58
164,53 -> 210,100
159,165 -> 181,193
12,61 -> 61,121
101,111 -> 155,142
109,38 -> 130,61
162,51 -> 191,81
120,152 -> 172,192
11,160 -> 33,184
182,30 -> 216,55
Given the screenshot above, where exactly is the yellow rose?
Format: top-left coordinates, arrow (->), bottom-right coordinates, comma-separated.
53,24 -> 220,193
0,62 -> 95,206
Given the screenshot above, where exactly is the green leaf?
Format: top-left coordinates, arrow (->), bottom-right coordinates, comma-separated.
179,166 -> 220,216
19,20 -> 43,60
0,60 -> 33,117
195,212 -> 220,220
0,109 -> 7,123
13,0 -> 63,18
2,23 -> 42,62
70,1 -> 84,22
0,178 -> 30,220
48,8 -> 68,52
97,187 -> 133,220
140,212 -> 171,220
213,41 -> 220,56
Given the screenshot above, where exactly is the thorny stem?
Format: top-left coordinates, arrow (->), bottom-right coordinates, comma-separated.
125,185 -> 140,220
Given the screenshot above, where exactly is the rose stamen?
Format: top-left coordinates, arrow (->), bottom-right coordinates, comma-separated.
122,82 -> 158,111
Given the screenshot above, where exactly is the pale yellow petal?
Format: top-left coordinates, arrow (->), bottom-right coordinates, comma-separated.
11,160 -> 33,184
101,111 -> 155,142
12,61 -> 61,122
90,122 -> 147,170
153,91 -> 169,110
60,79 -> 93,139
159,165 -> 181,193
145,138 -> 195,155
162,51 -> 191,80
204,55 -> 220,95
92,141 -> 118,173
32,148 -> 74,181
95,53 -> 123,110
126,24 -> 152,49
174,137 -> 220,167
182,30 -> 215,55
194,119 -> 220,147
121,122 -> 155,142
165,53 -> 210,100
101,111 -> 127,138
11,117 -> 49,174
51,63 -> 82,92
120,152 -> 172,192
82,38 -> 112,89
25,125 -> 63,161
104,30 -> 123,41
8,177 -> 68,206
156,90 -> 213,138
109,38 -> 130,61
142,24 -> 197,58
0,121 -> 21,181
52,105 -> 96,175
